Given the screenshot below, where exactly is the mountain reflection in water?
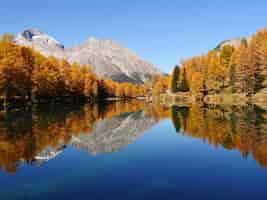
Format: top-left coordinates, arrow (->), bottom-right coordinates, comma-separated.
0,101 -> 267,174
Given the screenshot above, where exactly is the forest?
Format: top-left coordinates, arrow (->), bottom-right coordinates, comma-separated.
162,28 -> 267,103
0,34 -> 146,106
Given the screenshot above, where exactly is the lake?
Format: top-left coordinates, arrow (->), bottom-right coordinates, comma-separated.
0,101 -> 267,199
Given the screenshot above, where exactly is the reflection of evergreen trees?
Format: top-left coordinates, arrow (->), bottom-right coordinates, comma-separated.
171,106 -> 180,132
170,106 -> 189,133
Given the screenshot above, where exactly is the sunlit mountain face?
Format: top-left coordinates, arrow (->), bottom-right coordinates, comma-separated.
15,29 -> 160,84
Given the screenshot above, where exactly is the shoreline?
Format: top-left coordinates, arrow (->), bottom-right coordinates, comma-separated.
158,91 -> 267,110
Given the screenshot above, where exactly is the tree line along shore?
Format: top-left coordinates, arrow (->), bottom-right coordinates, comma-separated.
151,28 -> 267,107
0,34 -> 150,110
2,27 -> 267,111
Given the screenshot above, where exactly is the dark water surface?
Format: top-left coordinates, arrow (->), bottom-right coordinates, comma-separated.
0,101 -> 267,199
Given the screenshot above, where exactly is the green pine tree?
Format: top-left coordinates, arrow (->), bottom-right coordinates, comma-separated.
169,65 -> 180,93
179,68 -> 190,92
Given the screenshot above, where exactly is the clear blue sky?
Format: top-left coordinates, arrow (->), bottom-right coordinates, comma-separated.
1,0 -> 267,72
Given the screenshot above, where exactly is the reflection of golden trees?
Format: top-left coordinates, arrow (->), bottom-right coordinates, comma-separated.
147,103 -> 267,168
2,101 -> 267,173
0,100 -> 145,173
145,103 -> 170,122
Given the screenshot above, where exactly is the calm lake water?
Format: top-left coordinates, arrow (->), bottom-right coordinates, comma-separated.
0,101 -> 267,199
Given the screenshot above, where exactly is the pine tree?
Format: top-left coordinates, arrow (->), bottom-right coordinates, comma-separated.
169,65 -> 180,93
179,68 -> 190,92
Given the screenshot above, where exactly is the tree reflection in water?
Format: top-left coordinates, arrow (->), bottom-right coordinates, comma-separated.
1,101 -> 267,173
166,104 -> 267,168
0,100 -> 146,173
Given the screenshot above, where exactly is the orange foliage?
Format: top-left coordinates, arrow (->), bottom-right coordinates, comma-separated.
0,34 -> 147,103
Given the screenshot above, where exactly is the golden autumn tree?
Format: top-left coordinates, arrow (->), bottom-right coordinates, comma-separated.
32,56 -> 65,100
178,68 -> 189,92
16,46 -> 35,100
206,50 -> 222,93
0,34 -> 18,102
251,29 -> 267,91
220,45 -> 235,87
151,73 -> 169,95
258,36 -> 267,88
0,34 -> 34,104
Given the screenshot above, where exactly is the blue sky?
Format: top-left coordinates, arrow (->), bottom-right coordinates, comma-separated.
1,0 -> 267,72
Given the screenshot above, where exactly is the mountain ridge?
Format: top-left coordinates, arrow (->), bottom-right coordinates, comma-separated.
15,29 -> 160,84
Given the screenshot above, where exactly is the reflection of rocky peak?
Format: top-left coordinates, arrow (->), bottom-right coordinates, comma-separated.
30,145 -> 66,165
71,111 -> 156,154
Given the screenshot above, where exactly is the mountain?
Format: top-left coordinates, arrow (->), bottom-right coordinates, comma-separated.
15,29 -> 160,84
15,29 -> 65,57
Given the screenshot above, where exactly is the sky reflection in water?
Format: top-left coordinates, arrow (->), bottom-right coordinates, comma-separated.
0,101 -> 267,199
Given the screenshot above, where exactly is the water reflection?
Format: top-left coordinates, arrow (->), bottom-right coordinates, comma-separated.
0,100 -> 149,173
1,101 -> 267,174
143,103 -> 267,168
167,104 -> 267,168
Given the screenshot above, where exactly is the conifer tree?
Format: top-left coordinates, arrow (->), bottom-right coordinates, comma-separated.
169,65 -> 180,93
179,68 -> 190,92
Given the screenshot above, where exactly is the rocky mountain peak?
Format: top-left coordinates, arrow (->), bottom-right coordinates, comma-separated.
20,29 -> 41,40
15,28 -> 161,84
16,29 -> 64,49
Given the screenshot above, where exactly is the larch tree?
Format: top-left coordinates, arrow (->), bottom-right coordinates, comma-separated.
220,45 -> 235,87
229,64 -> 236,93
